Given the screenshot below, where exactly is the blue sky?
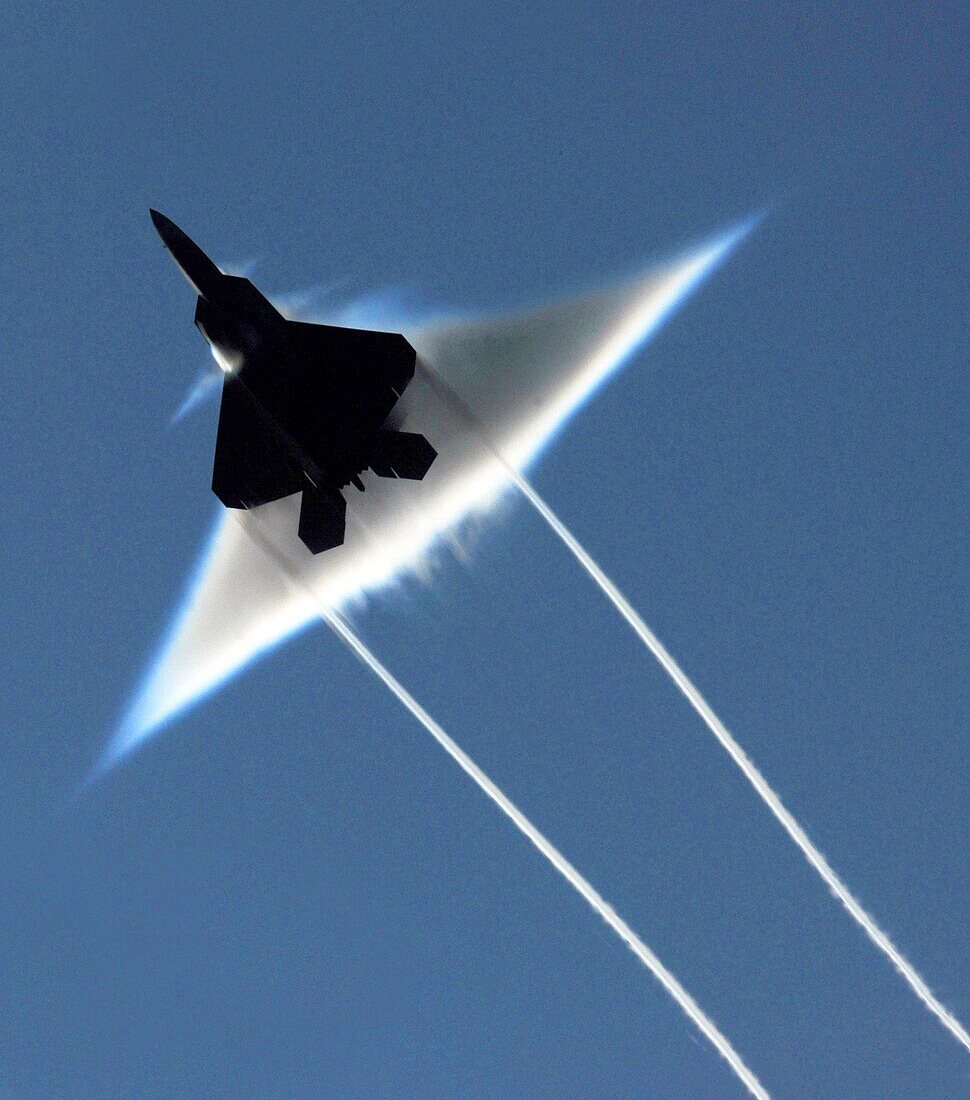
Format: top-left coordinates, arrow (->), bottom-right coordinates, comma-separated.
1,3 -> 966,1096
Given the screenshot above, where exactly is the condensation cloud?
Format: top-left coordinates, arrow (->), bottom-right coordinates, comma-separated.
104,219 -> 755,770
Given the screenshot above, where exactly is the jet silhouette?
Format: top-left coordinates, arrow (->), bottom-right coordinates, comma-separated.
150,210 -> 436,552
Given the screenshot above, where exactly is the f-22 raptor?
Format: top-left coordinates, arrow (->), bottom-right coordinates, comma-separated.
150,210 -> 436,553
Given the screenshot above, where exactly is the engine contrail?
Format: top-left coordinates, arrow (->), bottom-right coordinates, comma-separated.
234,515 -> 771,1100
324,609 -> 770,1098
510,471 -> 970,1055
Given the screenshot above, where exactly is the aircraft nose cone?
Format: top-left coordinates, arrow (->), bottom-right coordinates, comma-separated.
150,208 -> 174,238
148,209 -> 223,299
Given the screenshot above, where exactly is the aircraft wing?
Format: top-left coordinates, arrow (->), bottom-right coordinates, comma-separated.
284,320 -> 416,428
211,376 -> 305,508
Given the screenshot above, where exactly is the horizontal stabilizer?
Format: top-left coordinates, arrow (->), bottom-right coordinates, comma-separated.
298,487 -> 346,554
369,429 -> 437,480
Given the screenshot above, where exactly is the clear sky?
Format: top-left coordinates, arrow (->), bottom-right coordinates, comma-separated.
2,3 -> 966,1097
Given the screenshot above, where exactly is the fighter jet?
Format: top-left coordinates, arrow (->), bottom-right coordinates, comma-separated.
150,210 -> 437,553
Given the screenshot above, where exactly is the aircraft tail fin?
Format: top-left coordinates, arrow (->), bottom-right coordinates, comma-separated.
298,487 -> 346,554
369,429 -> 437,480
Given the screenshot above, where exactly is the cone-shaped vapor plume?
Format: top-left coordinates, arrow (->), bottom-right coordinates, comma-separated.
104,218 -> 754,771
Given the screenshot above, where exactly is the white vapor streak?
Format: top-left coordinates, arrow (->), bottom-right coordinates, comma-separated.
511,473 -> 970,1055
327,613 -> 771,1100
234,515 -> 771,1100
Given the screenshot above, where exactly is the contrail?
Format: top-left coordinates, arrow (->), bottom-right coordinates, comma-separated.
414,361 -> 969,1050
234,515 -> 771,1100
510,471 -> 970,1055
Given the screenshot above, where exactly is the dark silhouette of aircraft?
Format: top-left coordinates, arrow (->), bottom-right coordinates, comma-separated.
149,210 -> 436,553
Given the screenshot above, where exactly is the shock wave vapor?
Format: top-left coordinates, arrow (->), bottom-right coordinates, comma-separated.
150,210 -> 436,553
118,213 -> 752,752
